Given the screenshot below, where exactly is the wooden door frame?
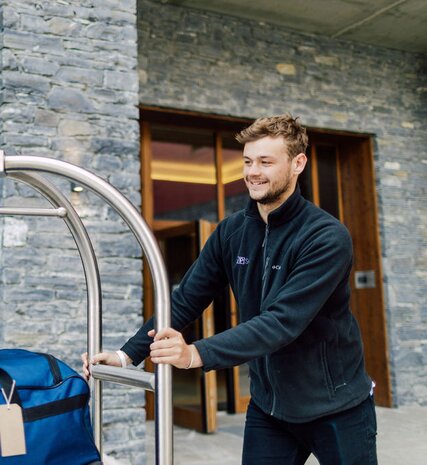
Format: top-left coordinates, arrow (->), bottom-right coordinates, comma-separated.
198,220 -> 219,432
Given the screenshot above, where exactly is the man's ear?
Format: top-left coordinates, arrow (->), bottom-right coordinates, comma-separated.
293,153 -> 307,174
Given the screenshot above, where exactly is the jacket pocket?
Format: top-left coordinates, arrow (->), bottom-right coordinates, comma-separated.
320,341 -> 336,399
320,340 -> 348,400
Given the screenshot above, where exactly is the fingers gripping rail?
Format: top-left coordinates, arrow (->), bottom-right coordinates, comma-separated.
0,151 -> 173,465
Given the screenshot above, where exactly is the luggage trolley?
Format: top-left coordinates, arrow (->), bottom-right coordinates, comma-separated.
0,150 -> 173,465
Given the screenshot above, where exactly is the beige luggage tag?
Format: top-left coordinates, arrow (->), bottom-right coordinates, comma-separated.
0,380 -> 27,457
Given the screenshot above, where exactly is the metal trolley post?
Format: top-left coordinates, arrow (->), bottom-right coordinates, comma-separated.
0,151 -> 173,465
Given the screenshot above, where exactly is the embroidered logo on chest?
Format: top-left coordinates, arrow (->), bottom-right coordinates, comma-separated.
236,256 -> 250,265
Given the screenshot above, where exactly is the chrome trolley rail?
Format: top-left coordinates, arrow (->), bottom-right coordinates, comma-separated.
0,150 -> 173,465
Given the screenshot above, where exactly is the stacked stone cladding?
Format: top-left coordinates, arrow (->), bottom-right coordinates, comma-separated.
136,0 -> 427,407
0,1 -> 145,463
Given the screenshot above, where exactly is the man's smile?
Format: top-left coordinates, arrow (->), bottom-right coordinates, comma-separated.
247,178 -> 268,186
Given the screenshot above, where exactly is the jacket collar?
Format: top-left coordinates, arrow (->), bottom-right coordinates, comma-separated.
245,184 -> 305,226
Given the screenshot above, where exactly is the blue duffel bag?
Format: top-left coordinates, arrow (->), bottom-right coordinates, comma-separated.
0,349 -> 101,464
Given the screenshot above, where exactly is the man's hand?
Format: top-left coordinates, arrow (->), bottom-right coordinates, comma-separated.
149,328 -> 203,369
81,351 -> 132,381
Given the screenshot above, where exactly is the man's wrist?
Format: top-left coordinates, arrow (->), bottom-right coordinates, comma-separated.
188,344 -> 203,369
116,350 -> 131,368
185,345 -> 195,369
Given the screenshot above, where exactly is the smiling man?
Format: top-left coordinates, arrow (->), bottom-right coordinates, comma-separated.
241,121 -> 307,221
83,114 -> 377,465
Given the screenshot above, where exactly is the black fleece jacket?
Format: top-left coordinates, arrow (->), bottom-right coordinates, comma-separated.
122,186 -> 372,422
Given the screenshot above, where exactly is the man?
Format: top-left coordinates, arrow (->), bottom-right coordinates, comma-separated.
83,114 -> 377,465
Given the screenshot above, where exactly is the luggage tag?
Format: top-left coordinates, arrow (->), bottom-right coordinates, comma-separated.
0,380 -> 27,457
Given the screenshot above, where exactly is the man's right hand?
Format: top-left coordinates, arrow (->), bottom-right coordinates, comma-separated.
81,351 -> 122,381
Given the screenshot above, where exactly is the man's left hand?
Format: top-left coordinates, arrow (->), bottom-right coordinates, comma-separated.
149,327 -> 203,369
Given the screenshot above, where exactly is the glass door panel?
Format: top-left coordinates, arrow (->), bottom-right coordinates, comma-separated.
221,132 -> 247,216
316,145 -> 340,219
151,125 -> 217,222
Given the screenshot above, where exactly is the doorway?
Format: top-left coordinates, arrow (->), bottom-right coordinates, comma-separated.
139,109 -> 392,433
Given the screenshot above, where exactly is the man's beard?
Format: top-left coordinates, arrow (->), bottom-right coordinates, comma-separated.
249,176 -> 292,205
256,182 -> 291,204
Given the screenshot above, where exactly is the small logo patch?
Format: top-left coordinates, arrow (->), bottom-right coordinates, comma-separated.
271,265 -> 281,270
236,256 -> 250,265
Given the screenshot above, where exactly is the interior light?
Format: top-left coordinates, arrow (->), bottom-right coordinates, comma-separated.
70,182 -> 84,193
151,159 -> 243,184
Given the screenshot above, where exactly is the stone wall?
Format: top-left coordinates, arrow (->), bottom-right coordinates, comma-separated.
0,3 -> 4,345
0,1 -> 144,463
136,0 -> 427,406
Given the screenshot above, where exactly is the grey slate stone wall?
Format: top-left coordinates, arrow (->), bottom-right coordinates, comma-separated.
0,3 -> 4,345
0,1 -> 144,463
136,0 -> 427,406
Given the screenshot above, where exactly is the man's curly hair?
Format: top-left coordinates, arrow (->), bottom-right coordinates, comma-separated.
236,114 -> 308,159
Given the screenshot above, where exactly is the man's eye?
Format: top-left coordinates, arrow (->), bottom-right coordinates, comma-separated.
262,161 -> 272,166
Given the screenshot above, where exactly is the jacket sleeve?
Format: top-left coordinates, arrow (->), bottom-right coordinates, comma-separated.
194,224 -> 353,371
121,225 -> 229,365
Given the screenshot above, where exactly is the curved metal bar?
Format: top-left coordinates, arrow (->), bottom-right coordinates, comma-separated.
0,206 -> 68,217
92,364 -> 155,391
4,156 -> 172,465
7,171 -> 104,450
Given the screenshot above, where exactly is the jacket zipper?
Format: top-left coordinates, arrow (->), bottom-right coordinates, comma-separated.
261,224 -> 270,301
261,224 -> 276,415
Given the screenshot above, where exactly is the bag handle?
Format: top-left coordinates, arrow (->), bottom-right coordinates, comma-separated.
38,353 -> 62,384
0,368 -> 22,406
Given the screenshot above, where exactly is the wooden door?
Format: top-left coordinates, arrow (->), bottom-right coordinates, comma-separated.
305,135 -> 392,407
338,138 -> 392,406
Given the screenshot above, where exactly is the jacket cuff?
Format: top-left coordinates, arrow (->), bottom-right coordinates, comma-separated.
193,339 -> 214,372
120,342 -> 146,367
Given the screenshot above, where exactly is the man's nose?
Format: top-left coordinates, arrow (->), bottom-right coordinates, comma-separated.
246,162 -> 261,176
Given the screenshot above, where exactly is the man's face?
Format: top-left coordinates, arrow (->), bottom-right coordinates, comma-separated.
243,136 -> 296,208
